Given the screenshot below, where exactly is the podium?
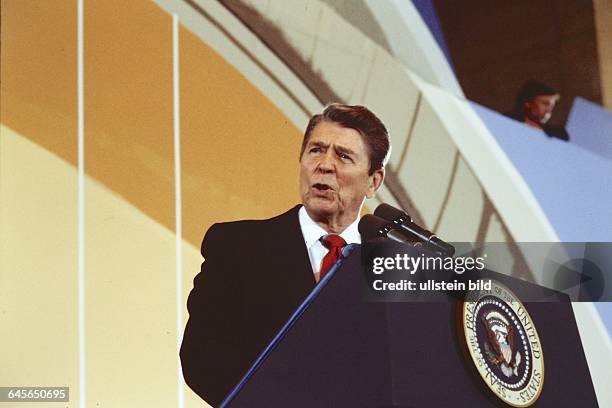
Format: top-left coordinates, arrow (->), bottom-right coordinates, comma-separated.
221,245 -> 598,407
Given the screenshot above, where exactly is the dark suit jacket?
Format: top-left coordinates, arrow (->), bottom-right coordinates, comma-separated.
180,205 -> 316,406
504,110 -> 570,141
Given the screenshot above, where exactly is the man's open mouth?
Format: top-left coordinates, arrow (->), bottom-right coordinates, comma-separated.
312,183 -> 332,192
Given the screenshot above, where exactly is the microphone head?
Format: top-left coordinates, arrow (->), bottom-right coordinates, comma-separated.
374,203 -> 409,222
358,214 -> 393,240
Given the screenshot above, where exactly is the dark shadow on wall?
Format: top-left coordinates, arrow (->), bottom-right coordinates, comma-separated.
219,0 -> 341,105
433,0 -> 603,127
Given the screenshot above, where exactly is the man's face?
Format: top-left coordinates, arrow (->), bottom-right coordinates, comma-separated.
523,94 -> 559,124
299,121 -> 383,226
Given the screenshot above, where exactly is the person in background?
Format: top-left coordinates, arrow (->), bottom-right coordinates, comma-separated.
505,80 -> 570,141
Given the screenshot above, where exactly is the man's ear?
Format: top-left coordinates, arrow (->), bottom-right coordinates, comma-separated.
366,168 -> 385,199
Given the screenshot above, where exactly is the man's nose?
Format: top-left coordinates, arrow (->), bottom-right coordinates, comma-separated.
317,151 -> 335,173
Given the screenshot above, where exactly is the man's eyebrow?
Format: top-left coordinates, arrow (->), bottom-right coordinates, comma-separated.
307,140 -> 357,156
308,140 -> 329,148
335,144 -> 356,155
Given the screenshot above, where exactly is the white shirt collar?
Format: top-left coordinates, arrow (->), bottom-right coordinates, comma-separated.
298,205 -> 361,249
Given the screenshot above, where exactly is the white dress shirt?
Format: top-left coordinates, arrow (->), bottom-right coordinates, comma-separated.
298,206 -> 361,277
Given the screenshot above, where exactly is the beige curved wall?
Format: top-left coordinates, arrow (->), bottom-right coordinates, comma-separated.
2,0 -> 81,403
593,0 -> 612,109
2,0 -> 302,407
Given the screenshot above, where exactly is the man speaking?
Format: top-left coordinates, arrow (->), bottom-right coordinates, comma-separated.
180,103 -> 390,406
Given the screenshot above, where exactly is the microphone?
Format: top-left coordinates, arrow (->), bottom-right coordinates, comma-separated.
374,203 -> 455,256
358,214 -> 416,243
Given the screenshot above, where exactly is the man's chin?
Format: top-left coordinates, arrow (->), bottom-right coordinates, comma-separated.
303,199 -> 338,219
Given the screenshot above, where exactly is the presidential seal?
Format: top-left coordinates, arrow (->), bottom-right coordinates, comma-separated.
461,280 -> 544,407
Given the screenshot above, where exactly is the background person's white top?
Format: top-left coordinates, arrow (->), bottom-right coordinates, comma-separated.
298,205 -> 361,276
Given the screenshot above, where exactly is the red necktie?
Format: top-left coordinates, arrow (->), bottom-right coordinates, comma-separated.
319,234 -> 347,280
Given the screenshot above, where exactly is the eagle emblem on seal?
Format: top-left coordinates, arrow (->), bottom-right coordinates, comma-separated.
462,280 -> 544,406
481,310 -> 522,377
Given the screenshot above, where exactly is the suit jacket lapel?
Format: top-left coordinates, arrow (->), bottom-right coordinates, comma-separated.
273,205 -> 316,303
